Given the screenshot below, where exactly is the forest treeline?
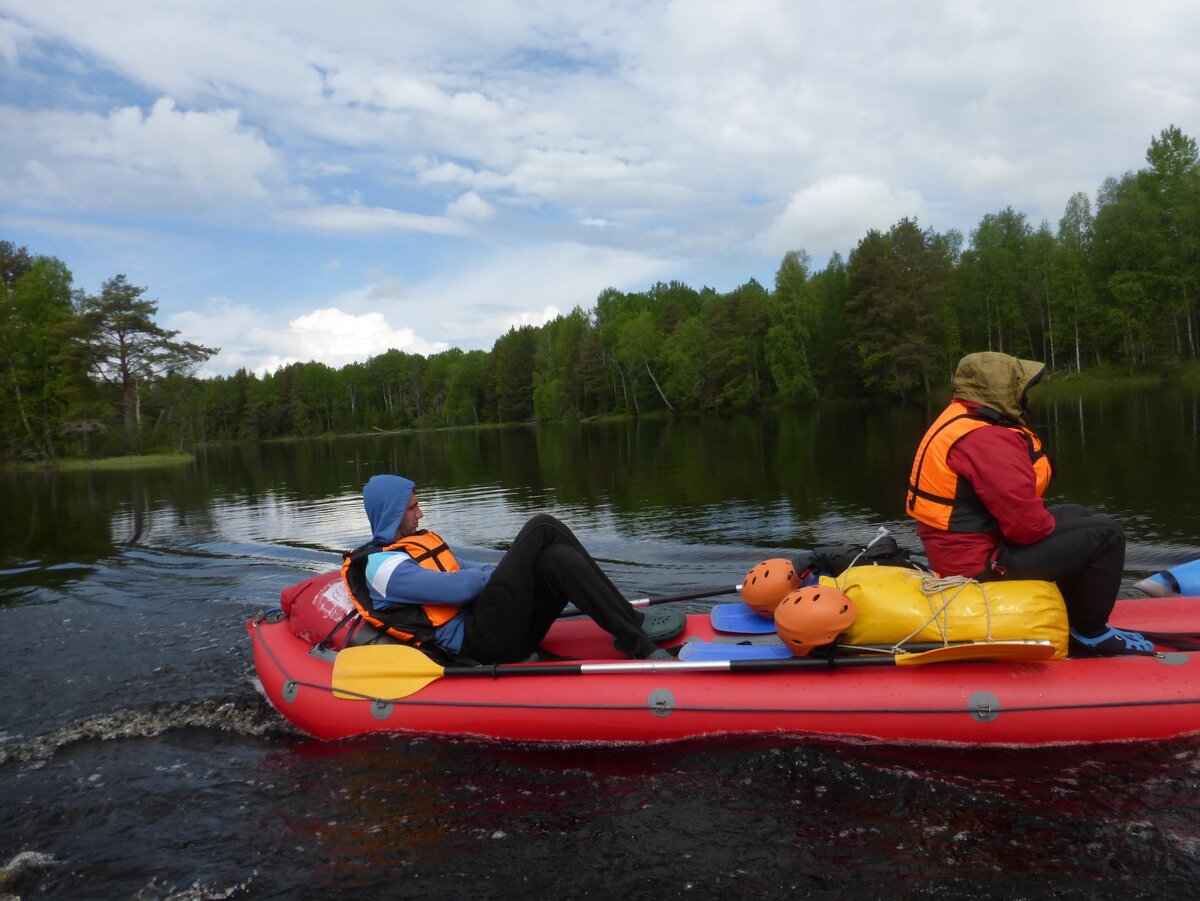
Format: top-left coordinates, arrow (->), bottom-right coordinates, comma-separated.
3,125 -> 1199,462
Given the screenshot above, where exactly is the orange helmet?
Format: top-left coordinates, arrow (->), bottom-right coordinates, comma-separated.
740,558 -> 802,618
774,586 -> 857,656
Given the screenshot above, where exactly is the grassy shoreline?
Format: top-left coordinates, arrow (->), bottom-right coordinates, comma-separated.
8,453 -> 195,472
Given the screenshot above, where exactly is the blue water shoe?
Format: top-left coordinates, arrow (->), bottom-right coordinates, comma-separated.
1069,627 -> 1156,657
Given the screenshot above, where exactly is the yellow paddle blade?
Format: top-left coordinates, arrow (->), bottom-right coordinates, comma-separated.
332,644 -> 447,700
895,640 -> 1057,667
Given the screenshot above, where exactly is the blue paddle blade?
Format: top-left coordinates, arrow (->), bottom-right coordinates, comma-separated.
679,640 -> 794,661
1133,572 -> 1177,597
709,601 -> 778,634
1133,558 -> 1200,597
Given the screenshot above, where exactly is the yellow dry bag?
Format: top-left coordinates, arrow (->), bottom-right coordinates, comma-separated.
824,565 -> 1069,659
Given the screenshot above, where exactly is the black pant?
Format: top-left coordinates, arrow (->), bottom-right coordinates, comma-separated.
461,514 -> 654,663
980,504 -> 1124,636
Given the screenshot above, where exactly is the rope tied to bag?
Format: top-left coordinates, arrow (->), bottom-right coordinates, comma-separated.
828,527 -> 985,655
900,574 -> 994,650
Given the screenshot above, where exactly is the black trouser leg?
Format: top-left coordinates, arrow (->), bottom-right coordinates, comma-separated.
989,505 -> 1125,636
462,514 -> 652,663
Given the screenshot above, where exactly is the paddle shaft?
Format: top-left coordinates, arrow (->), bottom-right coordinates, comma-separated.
1139,630 -> 1200,650
332,639 -> 1055,700
437,654 -> 896,679
559,584 -> 743,619
707,639 -> 1031,653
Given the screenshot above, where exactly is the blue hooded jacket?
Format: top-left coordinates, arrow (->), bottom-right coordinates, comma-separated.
363,474 -> 416,545
360,474 -> 492,653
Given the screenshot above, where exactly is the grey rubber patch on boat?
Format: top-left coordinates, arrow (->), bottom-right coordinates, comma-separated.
281,681 -> 298,704
647,689 -> 675,717
1158,652 -> 1189,666
370,700 -> 394,721
968,690 -> 1001,723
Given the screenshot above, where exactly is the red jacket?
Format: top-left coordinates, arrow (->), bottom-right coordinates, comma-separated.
917,409 -> 1056,577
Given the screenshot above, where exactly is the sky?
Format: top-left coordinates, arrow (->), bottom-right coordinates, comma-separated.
2,1 -> 1198,377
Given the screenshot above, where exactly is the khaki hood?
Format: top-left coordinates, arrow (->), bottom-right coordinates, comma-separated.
952,352 -> 1045,423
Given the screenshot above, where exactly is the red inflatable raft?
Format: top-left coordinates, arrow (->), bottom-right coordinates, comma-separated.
248,574 -> 1200,747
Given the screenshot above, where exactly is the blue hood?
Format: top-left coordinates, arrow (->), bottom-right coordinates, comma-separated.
363,474 -> 414,545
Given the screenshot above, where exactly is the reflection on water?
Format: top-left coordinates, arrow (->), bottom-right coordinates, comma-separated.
2,388 -> 1200,898
4,386 -> 1198,603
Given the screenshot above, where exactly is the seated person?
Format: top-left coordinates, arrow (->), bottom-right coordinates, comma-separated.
905,352 -> 1153,657
342,474 -> 682,663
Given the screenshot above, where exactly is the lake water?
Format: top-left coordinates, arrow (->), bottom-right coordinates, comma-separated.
3,387 -> 1200,898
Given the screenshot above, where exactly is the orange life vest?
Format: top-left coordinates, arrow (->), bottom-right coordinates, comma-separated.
906,401 -> 1052,532
340,529 -> 463,646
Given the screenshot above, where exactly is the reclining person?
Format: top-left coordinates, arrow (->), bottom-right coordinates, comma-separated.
342,474 -> 683,663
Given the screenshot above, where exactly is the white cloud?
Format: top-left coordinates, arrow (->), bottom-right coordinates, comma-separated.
415,159 -> 481,185
278,204 -> 472,235
170,300 -> 447,377
407,242 -> 672,346
6,1 -> 1200,372
260,307 -> 446,369
956,155 -> 1024,193
364,276 -> 405,300
1,1 -> 326,102
324,65 -> 506,124
449,304 -> 562,343
167,298 -> 271,374
500,305 -> 560,331
162,239 -> 673,376
0,97 -> 279,209
305,161 -> 355,178
756,176 -> 927,258
446,191 -> 495,221
0,214 -> 161,245
0,15 -> 27,63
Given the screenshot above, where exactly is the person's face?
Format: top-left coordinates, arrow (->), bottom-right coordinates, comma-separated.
397,494 -> 422,538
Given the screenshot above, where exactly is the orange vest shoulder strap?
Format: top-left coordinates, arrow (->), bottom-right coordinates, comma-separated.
384,529 -> 461,572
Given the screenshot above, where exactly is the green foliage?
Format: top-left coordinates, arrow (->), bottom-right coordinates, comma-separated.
0,253 -> 83,460
4,125 -> 1200,460
72,275 -> 217,450
660,316 -> 706,410
1049,192 -> 1099,372
845,218 -> 955,397
765,250 -> 819,403
699,279 -> 771,411
532,309 -> 589,420
492,326 -> 536,422
445,349 -> 490,425
1182,361 -> 1200,389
